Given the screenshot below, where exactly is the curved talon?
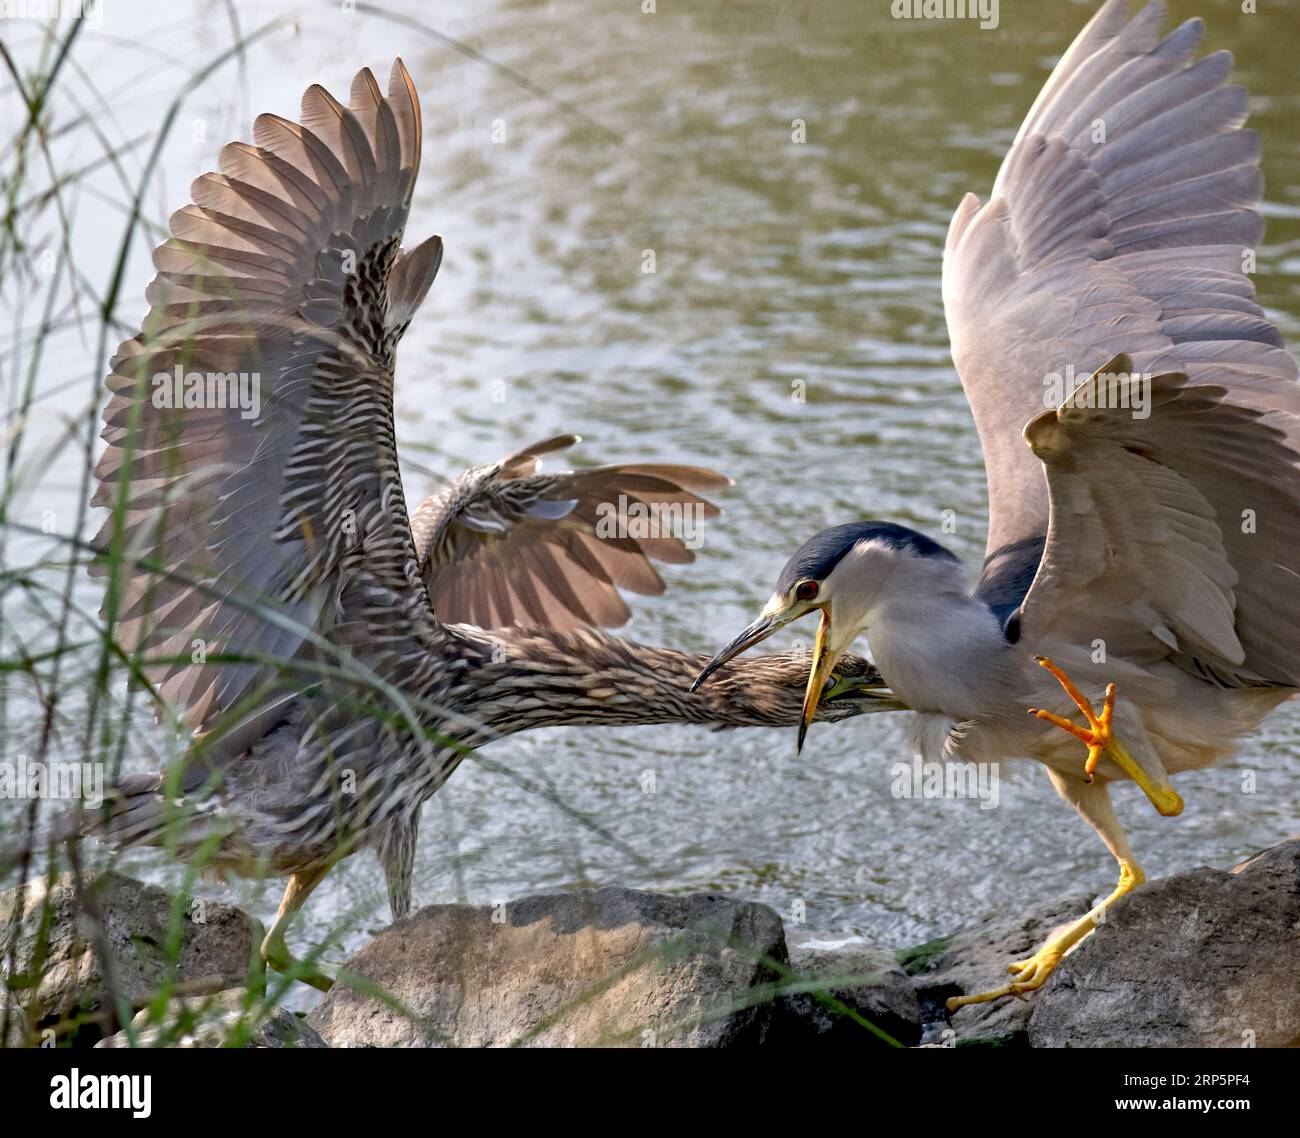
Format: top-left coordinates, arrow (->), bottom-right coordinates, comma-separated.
948,941 -> 1069,1010
946,966 -> 1054,1010
1030,658 -> 1183,815
1031,657 -> 1116,783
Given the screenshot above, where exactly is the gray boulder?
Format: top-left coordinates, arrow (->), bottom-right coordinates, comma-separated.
773,929 -> 921,1046
0,871 -> 254,1046
96,989 -> 327,1048
308,886 -> 787,1047
1029,839 -> 1300,1048
901,890 -> 1097,1047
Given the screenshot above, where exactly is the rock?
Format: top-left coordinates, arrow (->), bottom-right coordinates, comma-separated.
1029,839 -> 1300,1048
309,886 -> 787,1047
1231,835 -> 1300,874
772,930 -> 921,1046
0,871 -> 255,1046
96,989 -> 327,1048
901,890 -> 1097,1047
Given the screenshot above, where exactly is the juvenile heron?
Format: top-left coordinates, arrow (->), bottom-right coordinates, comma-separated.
696,0 -> 1300,1006
79,61 -> 898,987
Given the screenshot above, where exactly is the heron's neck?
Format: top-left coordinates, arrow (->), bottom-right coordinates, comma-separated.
445,625 -> 860,734
864,581 -> 1013,719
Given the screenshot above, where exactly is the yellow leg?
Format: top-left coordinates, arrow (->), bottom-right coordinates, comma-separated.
1028,657 -> 1183,817
260,868 -> 336,992
946,858 -> 1145,1010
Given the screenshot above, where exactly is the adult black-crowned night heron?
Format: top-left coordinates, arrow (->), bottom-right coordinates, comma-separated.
81,61 -> 899,988
695,0 -> 1300,1007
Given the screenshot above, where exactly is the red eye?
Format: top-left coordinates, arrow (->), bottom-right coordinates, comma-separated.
795,580 -> 820,602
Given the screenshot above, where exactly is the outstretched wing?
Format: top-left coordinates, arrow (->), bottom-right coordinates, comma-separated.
412,435 -> 729,631
1015,357 -> 1300,689
92,61 -> 441,755
941,0 -> 1299,626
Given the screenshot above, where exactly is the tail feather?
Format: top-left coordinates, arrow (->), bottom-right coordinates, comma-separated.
0,773 -> 225,881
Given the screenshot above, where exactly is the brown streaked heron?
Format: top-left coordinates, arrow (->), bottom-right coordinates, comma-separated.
74,61 -> 902,989
695,0 -> 1300,1007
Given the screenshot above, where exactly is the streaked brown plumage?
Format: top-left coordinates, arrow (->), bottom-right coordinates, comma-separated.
412,433 -> 731,631
80,61 -> 897,980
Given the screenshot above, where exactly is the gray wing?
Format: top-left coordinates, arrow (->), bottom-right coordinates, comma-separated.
941,0 -> 1299,623
412,435 -> 730,631
1016,356 -> 1300,689
91,61 -> 441,761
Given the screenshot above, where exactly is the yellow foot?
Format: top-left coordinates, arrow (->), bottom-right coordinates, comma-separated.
946,952 -> 1062,1009
945,859 -> 1145,1012
260,937 -> 336,992
945,933 -> 1077,1010
1028,657 -> 1183,817
1027,656 -> 1115,781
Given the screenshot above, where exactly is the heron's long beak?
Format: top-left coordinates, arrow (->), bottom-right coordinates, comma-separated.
689,612 -> 785,692
797,607 -> 842,754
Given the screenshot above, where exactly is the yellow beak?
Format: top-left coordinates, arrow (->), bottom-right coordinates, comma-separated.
798,607 -> 843,754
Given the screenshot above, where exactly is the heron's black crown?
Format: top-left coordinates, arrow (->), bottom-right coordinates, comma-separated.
775,521 -> 958,592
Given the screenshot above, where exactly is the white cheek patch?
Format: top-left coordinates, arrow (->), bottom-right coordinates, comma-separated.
760,592 -> 789,618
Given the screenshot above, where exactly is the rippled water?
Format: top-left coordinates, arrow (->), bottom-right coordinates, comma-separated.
3,0 -> 1299,969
